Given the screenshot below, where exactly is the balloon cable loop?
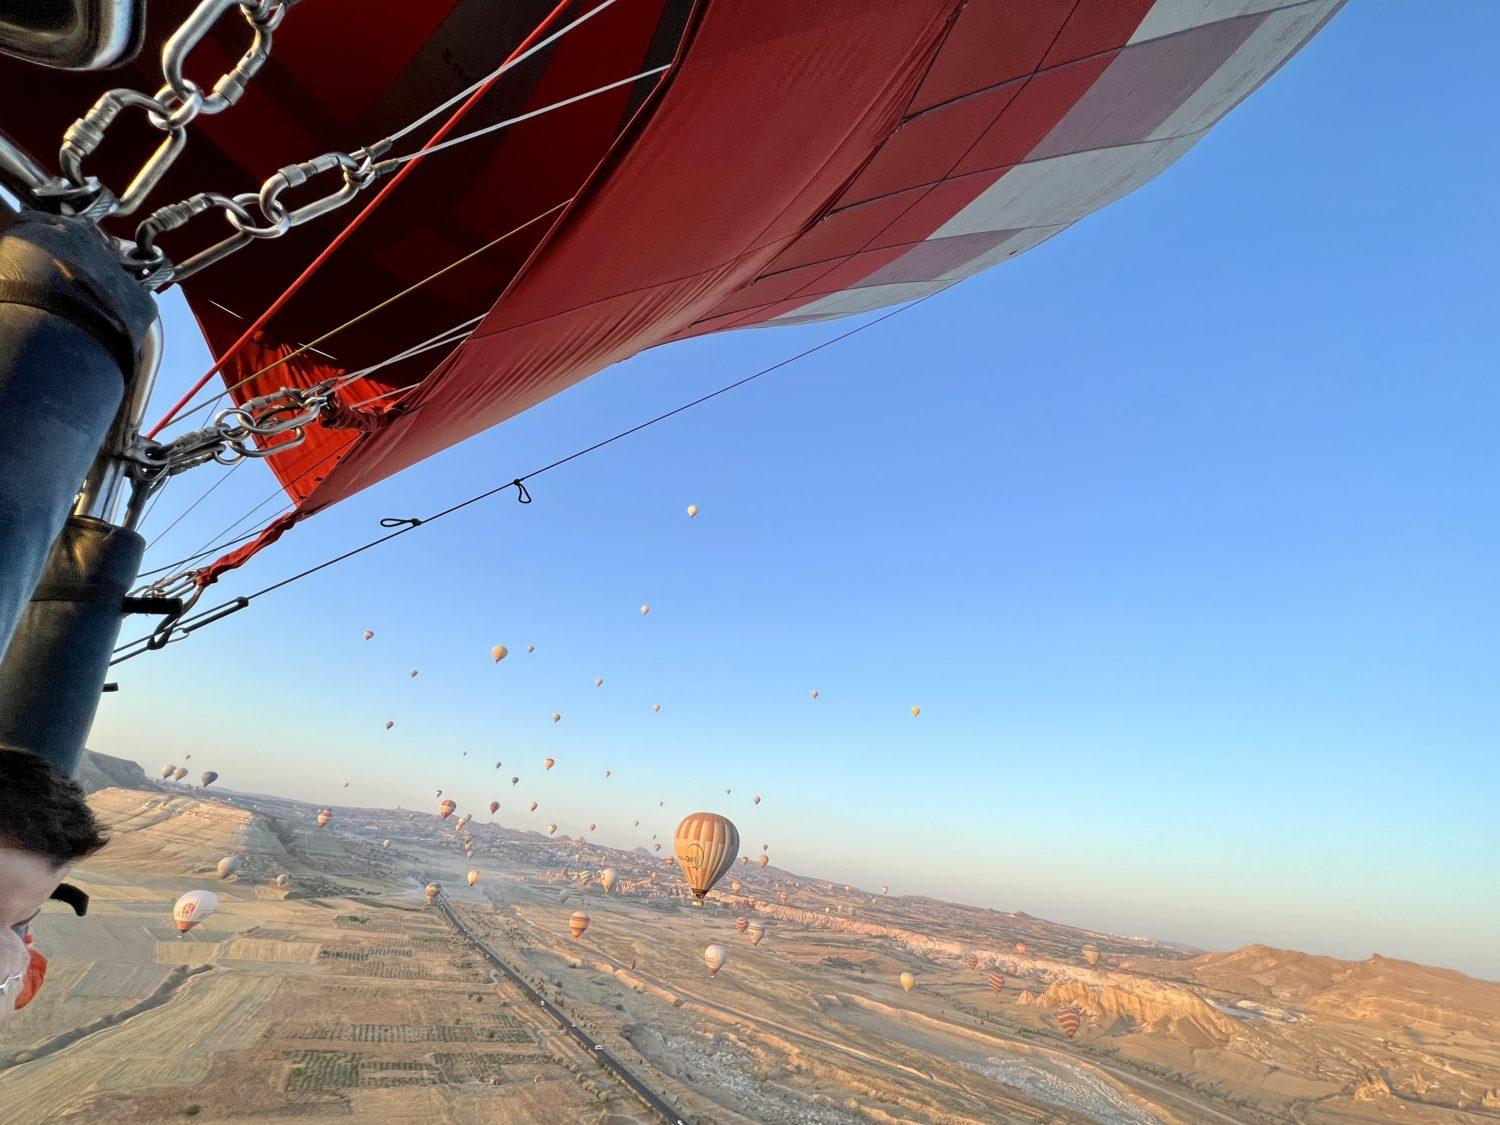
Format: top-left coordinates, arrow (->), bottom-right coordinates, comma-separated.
378,516 -> 422,529
511,479 -> 532,504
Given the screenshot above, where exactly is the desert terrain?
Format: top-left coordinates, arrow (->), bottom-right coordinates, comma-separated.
2,758 -> 1496,1123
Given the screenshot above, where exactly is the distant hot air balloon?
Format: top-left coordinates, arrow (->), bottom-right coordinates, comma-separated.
275,873 -> 290,888
881,886 -> 889,896
491,645 -> 508,663
747,921 -> 766,946
362,630 -> 374,640
604,770 -> 611,778
1056,1008 -> 1082,1040
1015,943 -> 1028,956
172,890 -> 217,933
658,800 -> 664,807
686,504 -> 698,518
381,839 -> 391,849
424,883 -> 441,905
546,824 -> 557,835
730,881 -> 742,894
674,813 -> 739,900
526,644 -> 535,653
439,800 -> 456,820
455,813 -> 471,831
599,868 -> 617,893
752,795 -> 761,806
910,706 -> 920,717
316,809 -> 332,828
215,856 -> 241,880
704,943 -> 728,976
777,892 -> 788,904
640,604 -> 650,616
551,713 -> 561,725
435,789 -> 442,797
160,764 -> 174,779
558,888 -> 571,904
899,972 -> 916,993
739,856 -> 748,865
528,801 -> 538,813
1082,946 -> 1100,967
384,720 -> 394,730
594,677 -> 604,687
544,758 -> 555,771
198,771 -> 219,788
757,855 -> 769,868
171,766 -> 188,781
735,917 -> 749,934
810,689 -> 820,701
986,970 -> 1005,994
725,788 -> 732,795
587,823 -> 596,832
467,870 -> 479,886
511,776 -> 520,787
184,754 -> 191,760
489,801 -> 499,815
569,911 -> 590,939
495,760 -> 502,769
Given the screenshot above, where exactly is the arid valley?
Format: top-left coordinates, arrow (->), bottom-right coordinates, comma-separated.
2,754 -> 1496,1123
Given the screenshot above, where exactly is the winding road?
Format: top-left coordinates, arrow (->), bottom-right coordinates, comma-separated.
434,896 -> 686,1124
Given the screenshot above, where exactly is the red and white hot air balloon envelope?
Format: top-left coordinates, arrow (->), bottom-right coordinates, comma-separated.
438,799 -> 456,820
316,809 -> 332,828
424,883 -> 441,905
704,943 -> 728,977
569,911 -> 591,939
1056,1008 -> 1082,1040
173,890 -> 218,933
747,920 -> 766,946
900,972 -> 916,993
674,813 -> 739,900
986,970 -> 1005,994
489,801 -> 499,815
735,917 -> 749,934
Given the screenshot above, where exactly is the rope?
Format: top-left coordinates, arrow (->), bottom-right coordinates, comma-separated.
112,293 -> 938,663
144,0 -> 585,438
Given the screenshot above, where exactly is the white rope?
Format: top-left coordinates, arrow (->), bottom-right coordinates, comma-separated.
385,0 -> 630,146
383,66 -> 670,167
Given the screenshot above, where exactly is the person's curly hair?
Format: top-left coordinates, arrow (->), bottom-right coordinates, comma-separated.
0,748 -> 107,866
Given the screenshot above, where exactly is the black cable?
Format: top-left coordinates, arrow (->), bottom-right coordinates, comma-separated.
112,294 -> 936,663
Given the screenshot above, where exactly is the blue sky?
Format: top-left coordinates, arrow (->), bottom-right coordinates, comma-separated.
95,5 -> 1500,978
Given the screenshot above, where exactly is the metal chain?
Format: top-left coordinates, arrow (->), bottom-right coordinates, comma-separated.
37,0 -> 296,223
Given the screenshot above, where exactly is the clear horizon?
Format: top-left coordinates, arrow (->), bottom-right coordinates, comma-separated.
94,5 -> 1500,980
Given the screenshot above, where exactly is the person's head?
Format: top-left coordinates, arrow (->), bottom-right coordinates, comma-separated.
0,749 -> 106,931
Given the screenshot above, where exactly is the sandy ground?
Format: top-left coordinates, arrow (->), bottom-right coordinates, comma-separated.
1,787 -> 1496,1123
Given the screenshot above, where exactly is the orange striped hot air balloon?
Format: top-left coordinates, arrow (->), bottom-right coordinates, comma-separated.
963,952 -> 980,970
986,970 -> 1005,994
735,917 -> 749,934
569,911 -> 590,939
673,812 -> 739,900
1056,1007 -> 1082,1040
